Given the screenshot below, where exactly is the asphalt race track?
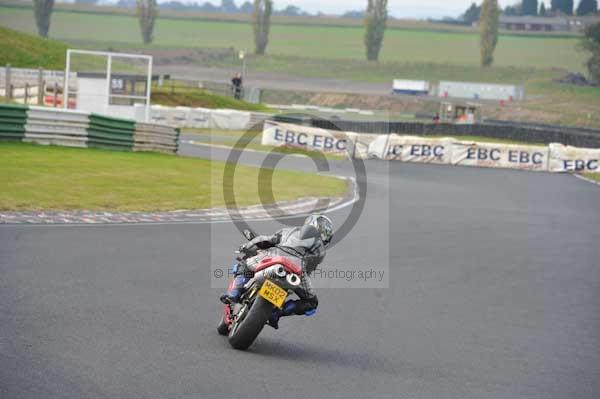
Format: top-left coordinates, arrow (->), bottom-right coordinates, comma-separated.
2,143 -> 600,399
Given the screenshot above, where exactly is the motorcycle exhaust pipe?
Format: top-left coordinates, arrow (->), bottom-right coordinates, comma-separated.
253,265 -> 286,282
286,273 -> 301,287
274,265 -> 287,278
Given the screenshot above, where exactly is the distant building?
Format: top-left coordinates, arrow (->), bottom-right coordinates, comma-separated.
498,15 -> 600,32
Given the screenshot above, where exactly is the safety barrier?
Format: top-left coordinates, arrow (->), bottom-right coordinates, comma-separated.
0,104 -> 179,154
87,114 -> 136,151
262,120 -> 600,174
0,104 -> 28,140
134,122 -> 179,154
25,106 -> 89,148
134,104 -> 272,130
306,118 -> 600,149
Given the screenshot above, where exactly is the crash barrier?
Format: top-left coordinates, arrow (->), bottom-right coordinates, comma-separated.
0,104 -> 179,154
134,122 -> 179,153
262,120 -> 600,174
0,103 -> 28,140
134,104 -> 272,130
25,107 -> 89,148
300,118 -> 600,149
87,113 -> 136,151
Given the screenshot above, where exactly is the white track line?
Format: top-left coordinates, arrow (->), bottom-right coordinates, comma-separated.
574,174 -> 600,187
0,177 -> 359,228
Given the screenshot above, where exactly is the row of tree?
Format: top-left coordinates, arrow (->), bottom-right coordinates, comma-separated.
465,0 -> 598,25
110,0 -> 310,17
28,0 -> 600,81
31,0 -> 389,60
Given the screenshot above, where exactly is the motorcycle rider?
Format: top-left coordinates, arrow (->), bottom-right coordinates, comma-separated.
220,214 -> 334,329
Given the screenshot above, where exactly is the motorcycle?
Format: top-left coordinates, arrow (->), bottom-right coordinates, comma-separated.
217,228 -> 303,350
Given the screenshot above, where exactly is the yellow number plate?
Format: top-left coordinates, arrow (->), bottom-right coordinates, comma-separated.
258,280 -> 287,308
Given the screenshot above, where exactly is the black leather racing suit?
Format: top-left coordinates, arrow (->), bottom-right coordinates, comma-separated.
238,224 -> 325,315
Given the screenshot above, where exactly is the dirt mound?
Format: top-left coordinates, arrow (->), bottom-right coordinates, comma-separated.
309,93 -> 438,114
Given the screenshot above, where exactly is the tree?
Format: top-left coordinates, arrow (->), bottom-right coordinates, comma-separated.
523,0 -> 539,14
136,0 -> 157,44
364,0 -> 388,62
540,1 -> 547,15
277,5 -> 303,16
580,22 -> 600,82
504,4 -> 521,15
565,0 -> 575,14
239,1 -> 253,13
480,0 -> 499,67
33,0 -> 55,37
343,10 -> 365,19
253,0 -> 272,55
462,2 -> 481,24
576,0 -> 598,15
220,0 -> 238,13
552,0 -> 574,14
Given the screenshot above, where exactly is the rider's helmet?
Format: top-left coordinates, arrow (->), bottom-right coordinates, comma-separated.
304,214 -> 334,246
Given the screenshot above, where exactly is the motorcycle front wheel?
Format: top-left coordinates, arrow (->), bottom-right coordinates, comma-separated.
228,296 -> 273,350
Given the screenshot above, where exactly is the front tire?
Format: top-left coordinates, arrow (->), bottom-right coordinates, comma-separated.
228,297 -> 273,350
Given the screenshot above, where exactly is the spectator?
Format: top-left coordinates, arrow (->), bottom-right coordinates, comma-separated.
231,73 -> 243,100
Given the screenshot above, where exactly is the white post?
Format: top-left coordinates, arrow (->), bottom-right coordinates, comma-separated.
145,56 -> 152,123
63,50 -> 71,109
105,54 -> 112,115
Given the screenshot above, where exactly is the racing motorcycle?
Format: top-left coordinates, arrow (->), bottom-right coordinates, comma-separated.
217,228 -> 303,350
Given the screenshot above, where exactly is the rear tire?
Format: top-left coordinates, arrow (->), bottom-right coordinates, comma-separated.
228,297 -> 273,350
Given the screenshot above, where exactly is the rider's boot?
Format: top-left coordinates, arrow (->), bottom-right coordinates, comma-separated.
220,275 -> 249,304
267,300 -> 297,330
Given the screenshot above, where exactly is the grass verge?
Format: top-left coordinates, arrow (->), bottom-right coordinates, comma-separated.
0,142 -> 347,211
584,173 -> 600,183
0,26 -> 67,70
152,85 -> 272,112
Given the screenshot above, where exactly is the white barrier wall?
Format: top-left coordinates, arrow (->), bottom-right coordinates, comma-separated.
262,120 -> 600,174
262,120 -> 352,154
368,135 -> 454,164
548,144 -> 600,173
134,104 -> 270,130
25,106 -> 90,148
452,142 -> 549,171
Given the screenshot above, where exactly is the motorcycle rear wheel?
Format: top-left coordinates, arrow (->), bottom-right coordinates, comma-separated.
217,316 -> 229,336
228,296 -> 273,350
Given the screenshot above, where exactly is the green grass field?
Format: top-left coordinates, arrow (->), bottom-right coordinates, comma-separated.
0,142 -> 346,211
0,6 -> 586,71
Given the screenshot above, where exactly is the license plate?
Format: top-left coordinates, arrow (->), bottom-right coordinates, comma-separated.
258,280 -> 287,308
